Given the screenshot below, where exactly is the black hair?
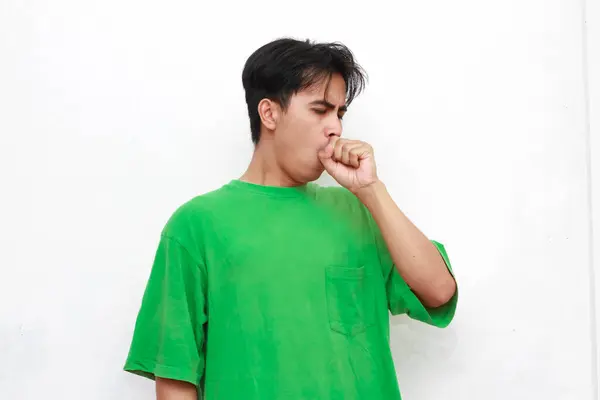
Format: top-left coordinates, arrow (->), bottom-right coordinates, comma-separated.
241,37 -> 367,145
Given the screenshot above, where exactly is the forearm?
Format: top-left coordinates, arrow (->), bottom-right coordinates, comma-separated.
356,180 -> 456,308
156,377 -> 197,400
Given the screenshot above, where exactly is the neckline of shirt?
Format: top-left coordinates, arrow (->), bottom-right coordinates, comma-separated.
226,179 -> 315,198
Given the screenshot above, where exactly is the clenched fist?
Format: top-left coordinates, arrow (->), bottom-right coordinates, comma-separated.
317,137 -> 380,194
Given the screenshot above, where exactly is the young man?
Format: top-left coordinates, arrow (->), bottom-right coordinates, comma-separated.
124,38 -> 458,400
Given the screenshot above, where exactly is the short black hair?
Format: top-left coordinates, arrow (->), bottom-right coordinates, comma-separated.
242,38 -> 367,144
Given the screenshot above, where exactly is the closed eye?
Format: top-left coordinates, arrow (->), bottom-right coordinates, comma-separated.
312,107 -> 345,122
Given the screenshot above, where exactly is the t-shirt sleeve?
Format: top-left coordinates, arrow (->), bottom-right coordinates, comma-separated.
385,240 -> 457,328
364,208 -> 457,328
123,234 -> 208,387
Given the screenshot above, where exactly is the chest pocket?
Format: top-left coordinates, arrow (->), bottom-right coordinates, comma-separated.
325,266 -> 375,336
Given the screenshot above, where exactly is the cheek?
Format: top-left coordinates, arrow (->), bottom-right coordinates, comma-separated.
278,114 -> 323,154
294,111 -> 322,133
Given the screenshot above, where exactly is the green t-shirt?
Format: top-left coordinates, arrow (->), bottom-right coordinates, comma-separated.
124,179 -> 457,399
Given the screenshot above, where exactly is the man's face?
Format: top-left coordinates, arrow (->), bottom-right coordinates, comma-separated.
274,73 -> 347,183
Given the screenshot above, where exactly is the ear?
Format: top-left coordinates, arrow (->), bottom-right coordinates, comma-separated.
258,98 -> 279,131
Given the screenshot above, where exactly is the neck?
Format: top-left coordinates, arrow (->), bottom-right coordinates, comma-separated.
240,137 -> 302,187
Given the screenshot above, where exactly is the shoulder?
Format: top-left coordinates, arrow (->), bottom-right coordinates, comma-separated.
314,184 -> 364,209
159,183 -> 232,246
313,184 -> 373,225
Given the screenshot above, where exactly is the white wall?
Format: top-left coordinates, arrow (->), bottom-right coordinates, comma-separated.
589,0 -> 600,397
0,1 -> 596,399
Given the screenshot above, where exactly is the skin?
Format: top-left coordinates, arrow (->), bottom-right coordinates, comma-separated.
241,74 -> 348,186
156,377 -> 196,400
157,72 -> 457,398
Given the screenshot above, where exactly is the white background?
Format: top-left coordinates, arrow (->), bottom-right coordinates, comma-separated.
0,0 -> 598,399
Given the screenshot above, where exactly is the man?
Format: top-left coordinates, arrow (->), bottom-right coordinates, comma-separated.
124,38 -> 458,400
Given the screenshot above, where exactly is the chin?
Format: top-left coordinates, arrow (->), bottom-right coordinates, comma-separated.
289,158 -> 325,183
305,166 -> 325,183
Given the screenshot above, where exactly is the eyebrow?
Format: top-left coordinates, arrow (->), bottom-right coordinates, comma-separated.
309,100 -> 347,112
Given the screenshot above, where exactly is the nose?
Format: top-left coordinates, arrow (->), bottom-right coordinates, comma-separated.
325,116 -> 342,138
